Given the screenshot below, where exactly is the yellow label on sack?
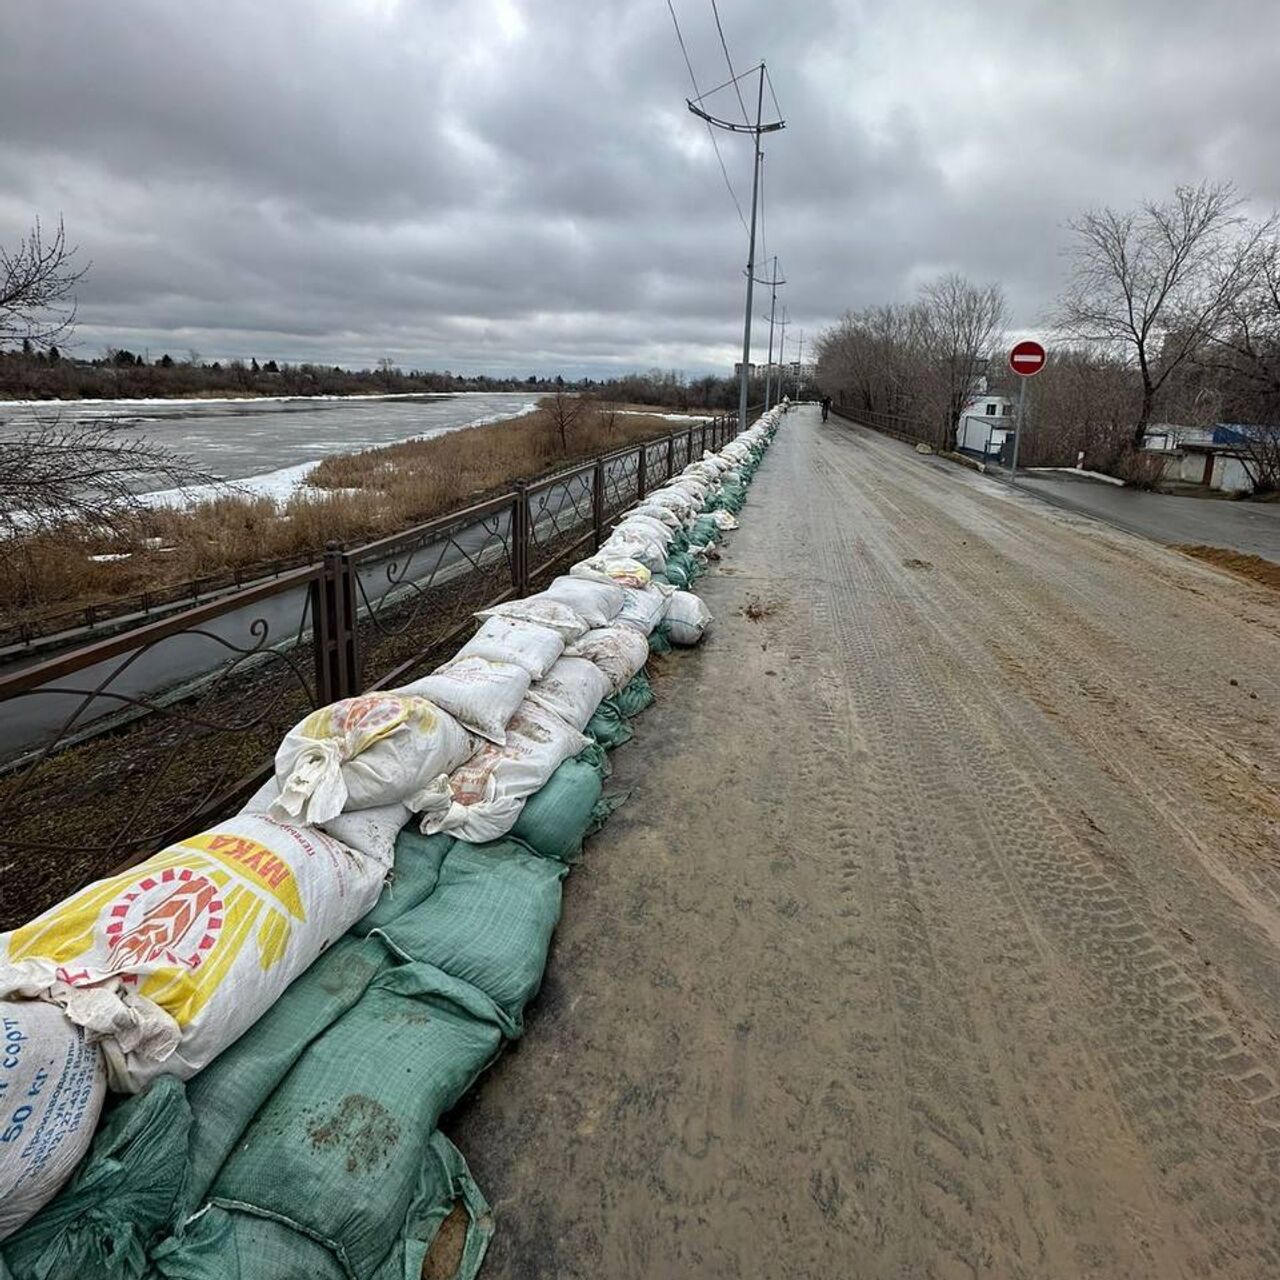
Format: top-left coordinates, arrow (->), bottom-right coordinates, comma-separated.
297,693 -> 437,755
6,828 -> 313,1028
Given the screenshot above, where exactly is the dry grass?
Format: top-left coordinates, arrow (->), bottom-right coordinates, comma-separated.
1176,544 -> 1280,592
2,400 -> 712,624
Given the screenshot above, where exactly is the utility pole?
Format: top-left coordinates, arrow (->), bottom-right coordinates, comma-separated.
775,307 -> 789,402
688,63 -> 785,427
794,329 -> 805,399
755,256 -> 785,410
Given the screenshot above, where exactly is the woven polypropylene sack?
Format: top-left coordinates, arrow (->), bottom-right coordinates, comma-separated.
0,815 -> 385,1092
525,656 -> 611,732
271,694 -> 473,826
474,595 -> 589,643
539,576 -> 624,627
377,840 -> 567,1023
664,591 -> 713,646
152,1130 -> 491,1280
181,933 -> 390,1210
584,699 -> 634,750
205,964 -> 506,1280
613,671 -> 655,719
563,626 -> 649,693
416,700 -> 590,845
350,829 -> 454,934
399,657 -> 530,745
511,758 -> 604,863
456,616 -> 564,680
0,1074 -> 189,1280
0,999 -> 107,1243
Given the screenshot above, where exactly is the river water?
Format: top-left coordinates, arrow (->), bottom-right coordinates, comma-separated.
0,391 -> 540,500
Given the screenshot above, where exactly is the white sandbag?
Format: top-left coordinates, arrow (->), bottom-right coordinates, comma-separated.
615,514 -> 677,547
569,554 -> 651,590
626,502 -> 682,529
645,489 -> 699,518
0,814 -> 385,1092
417,700 -> 590,844
399,656 -> 531,745
710,509 -> 740,530
270,693 -> 474,826
526,656 -> 611,732
665,590 -> 714,645
456,615 -> 564,679
564,625 -> 651,693
600,531 -> 666,574
0,999 -> 107,1241
614,584 -> 670,636
474,594 -> 589,643
540,575 -> 625,628
241,778 -> 408,870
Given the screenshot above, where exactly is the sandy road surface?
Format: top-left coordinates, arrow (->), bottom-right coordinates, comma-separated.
449,406 -> 1280,1279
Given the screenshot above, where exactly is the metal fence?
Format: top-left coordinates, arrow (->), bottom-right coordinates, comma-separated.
0,413 -> 741,908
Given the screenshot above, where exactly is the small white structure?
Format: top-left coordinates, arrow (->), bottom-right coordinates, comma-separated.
1142,425 -> 1258,494
956,395 -> 1016,456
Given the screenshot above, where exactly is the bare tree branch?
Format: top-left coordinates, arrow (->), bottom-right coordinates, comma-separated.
0,216 -> 87,351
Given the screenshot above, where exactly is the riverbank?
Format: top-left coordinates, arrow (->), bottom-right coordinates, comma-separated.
2,400 -> 711,636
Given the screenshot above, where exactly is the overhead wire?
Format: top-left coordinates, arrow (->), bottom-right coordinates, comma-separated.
710,0 -> 752,125
664,0 -> 750,235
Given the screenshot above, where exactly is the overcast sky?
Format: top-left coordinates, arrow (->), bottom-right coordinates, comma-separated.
3,0 -> 1278,378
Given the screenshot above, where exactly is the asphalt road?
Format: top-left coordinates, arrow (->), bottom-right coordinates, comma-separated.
1014,469 -> 1280,560
449,406 -> 1280,1279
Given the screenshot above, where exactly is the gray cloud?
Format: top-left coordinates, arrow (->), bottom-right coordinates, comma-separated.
2,0 -> 1278,375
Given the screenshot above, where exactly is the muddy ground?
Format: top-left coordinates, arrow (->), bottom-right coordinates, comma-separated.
447,405 -> 1280,1278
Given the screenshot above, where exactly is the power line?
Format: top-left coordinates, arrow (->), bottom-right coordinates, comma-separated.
710,0 -> 751,125
664,0 -> 749,235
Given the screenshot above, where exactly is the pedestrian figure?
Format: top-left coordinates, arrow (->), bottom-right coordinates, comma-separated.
821,395 -> 831,422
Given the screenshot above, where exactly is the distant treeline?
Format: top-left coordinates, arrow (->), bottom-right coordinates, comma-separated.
0,345 -> 794,410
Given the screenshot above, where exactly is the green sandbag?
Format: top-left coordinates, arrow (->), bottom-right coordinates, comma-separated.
614,670 -> 655,718
648,622 -> 672,655
352,829 -> 454,933
378,841 -> 567,1024
511,757 -> 604,862
660,560 -> 692,589
585,700 -> 634,750
0,1076 -> 191,1280
201,964 -> 505,1280
575,741 -> 612,778
153,1131 -> 492,1280
182,933 -> 390,1209
689,516 -> 720,545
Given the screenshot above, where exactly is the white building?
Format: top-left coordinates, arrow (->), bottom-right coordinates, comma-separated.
956,395 -> 1016,456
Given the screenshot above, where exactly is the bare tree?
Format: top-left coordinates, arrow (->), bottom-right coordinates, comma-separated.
1056,182 -> 1272,446
0,423 -> 215,541
545,389 -> 582,453
0,216 -> 86,351
917,274 -> 1008,446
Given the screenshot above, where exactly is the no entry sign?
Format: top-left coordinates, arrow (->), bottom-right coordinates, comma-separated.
1009,339 -> 1047,377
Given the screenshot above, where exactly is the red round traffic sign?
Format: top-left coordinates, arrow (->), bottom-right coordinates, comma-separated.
1009,339 -> 1046,377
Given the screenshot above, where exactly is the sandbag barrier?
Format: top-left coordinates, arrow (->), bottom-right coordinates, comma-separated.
0,404 -> 788,1279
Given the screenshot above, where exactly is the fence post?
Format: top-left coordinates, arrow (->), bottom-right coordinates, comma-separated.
686,426 -> 694,465
314,543 -> 359,704
700,421 -> 708,454
637,442 -> 647,500
511,484 -> 530,596
592,459 -> 606,551
666,433 -> 675,480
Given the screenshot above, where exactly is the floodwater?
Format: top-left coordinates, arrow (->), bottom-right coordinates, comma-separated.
0,391 -> 540,497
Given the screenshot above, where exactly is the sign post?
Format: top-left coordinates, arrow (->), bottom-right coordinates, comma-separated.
1007,339 -> 1046,483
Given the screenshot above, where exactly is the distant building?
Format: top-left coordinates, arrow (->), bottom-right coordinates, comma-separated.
1141,424 -> 1259,494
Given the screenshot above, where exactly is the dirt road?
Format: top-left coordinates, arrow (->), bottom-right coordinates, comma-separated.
448,406 -> 1280,1279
